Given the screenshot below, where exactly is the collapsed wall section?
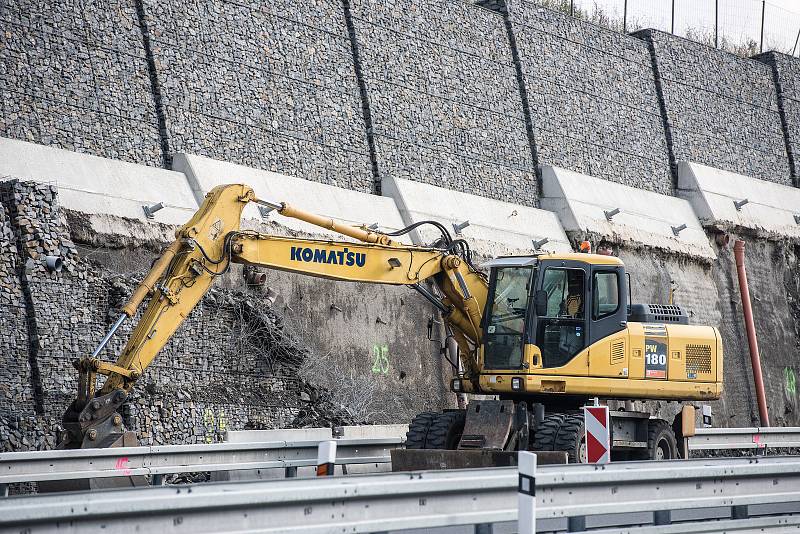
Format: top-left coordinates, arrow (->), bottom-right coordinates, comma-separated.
140,0 -> 373,191
755,51 -> 800,184
0,0 -> 162,165
505,1 -> 671,194
634,30 -> 791,185
348,0 -> 537,205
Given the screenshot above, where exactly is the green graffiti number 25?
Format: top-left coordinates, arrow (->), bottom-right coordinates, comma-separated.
372,344 -> 389,375
785,367 -> 797,396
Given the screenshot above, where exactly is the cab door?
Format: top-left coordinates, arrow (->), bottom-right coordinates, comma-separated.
588,266 -> 629,378
532,260 -> 589,375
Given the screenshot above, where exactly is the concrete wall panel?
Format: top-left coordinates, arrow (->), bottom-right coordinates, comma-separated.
678,161 -> 800,240
383,175 -> 570,256
541,165 -> 715,259
173,152 -> 409,240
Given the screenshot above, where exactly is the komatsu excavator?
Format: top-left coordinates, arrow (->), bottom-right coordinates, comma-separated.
60,184 -> 722,463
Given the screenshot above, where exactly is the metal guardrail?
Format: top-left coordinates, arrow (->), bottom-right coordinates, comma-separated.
1,456 -> 799,533
0,437 -> 401,486
688,426 -> 800,451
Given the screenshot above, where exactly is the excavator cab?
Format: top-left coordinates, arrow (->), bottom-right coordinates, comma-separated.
480,254 -> 627,375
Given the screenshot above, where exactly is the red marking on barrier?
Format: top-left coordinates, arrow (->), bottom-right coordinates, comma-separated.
115,457 -> 131,476
584,406 -> 610,464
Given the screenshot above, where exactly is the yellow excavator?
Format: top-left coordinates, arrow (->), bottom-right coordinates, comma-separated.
60,184 -> 723,462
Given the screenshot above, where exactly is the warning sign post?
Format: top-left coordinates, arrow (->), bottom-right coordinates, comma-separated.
584,405 -> 610,464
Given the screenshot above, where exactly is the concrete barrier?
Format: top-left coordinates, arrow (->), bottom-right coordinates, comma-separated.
173,153 -> 410,241
382,176 -> 571,256
678,161 -> 800,241
540,166 -> 715,260
0,136 -> 197,227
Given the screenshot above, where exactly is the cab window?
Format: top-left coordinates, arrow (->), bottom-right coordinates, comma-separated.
593,271 -> 620,320
484,266 -> 532,369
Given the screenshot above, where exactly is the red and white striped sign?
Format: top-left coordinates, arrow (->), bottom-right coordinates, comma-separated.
584,405 -> 610,464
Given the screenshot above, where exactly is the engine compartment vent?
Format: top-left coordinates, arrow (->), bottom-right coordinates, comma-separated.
627,304 -> 689,325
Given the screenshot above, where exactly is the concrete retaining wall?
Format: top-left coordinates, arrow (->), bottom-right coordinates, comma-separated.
0,0 -> 162,166
140,0 -> 373,192
383,175 -> 570,256
349,0 -> 536,205
507,2 -> 671,194
678,161 -> 800,240
634,30 -> 791,185
0,137 -> 196,229
541,166 -> 715,260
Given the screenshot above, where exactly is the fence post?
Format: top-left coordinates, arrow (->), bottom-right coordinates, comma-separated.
714,0 -> 719,48
760,1 -> 766,53
316,440 -> 336,477
671,0 -> 675,34
570,0 -> 574,17
623,0 -> 628,32
517,451 -> 537,534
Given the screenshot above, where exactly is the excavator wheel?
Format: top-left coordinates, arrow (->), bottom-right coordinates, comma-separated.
531,413 -> 567,451
553,413 -> 587,463
424,411 -> 466,450
640,419 -> 678,460
406,412 -> 439,449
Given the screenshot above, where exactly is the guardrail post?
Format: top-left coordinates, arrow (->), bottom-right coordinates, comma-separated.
518,451 -> 537,533
0,483 -> 7,497
317,440 -> 337,477
731,505 -> 749,519
474,524 -> 493,534
654,510 -> 671,525
285,466 -> 298,478
152,474 -> 164,486
567,516 -> 586,532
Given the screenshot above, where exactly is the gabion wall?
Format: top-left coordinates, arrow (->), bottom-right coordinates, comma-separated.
756,52 -> 800,185
0,180 -> 309,451
0,0 -> 162,165
635,30 -> 792,185
140,0 -> 373,192
349,0 -> 537,205
506,1 -> 672,194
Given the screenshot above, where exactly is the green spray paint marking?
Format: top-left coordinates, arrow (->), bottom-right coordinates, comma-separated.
785,367 -> 797,396
372,344 -> 389,375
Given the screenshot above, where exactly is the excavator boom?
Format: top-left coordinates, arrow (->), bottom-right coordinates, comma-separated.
60,183 -> 487,449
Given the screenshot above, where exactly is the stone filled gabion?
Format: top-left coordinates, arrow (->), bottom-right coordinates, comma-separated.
141,0 -> 373,191
755,51 -> 800,184
0,0 -> 162,165
634,29 -> 792,185
350,0 -> 537,206
506,1 -> 672,194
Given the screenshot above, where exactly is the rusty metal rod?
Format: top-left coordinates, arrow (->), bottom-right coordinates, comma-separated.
734,240 -> 770,426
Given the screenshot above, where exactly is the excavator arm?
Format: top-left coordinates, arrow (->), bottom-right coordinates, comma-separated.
60,183 -> 487,449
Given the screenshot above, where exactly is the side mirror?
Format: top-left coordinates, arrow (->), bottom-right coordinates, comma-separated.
534,290 -> 548,316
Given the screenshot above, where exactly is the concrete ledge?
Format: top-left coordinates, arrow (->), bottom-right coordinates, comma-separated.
173,153 -> 409,241
678,161 -> 800,241
382,176 -> 571,256
540,166 -> 715,260
0,137 -> 196,227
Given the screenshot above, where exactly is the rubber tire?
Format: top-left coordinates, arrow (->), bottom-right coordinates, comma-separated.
531,413 -> 567,451
406,412 -> 438,449
644,419 -> 678,460
425,411 -> 466,449
553,413 -> 586,463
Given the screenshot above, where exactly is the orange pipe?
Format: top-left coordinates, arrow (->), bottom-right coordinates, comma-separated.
734,240 -> 770,426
